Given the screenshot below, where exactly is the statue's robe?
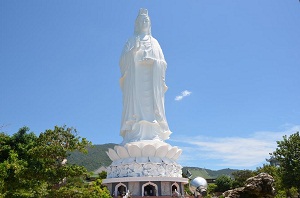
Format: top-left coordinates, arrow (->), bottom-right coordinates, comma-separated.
119,35 -> 171,144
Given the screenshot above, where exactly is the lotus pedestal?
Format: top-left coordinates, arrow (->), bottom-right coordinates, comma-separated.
103,140 -> 188,197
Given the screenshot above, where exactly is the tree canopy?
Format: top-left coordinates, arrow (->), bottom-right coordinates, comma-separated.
214,175 -> 233,192
231,170 -> 256,188
272,131 -> 300,195
0,126 -> 111,198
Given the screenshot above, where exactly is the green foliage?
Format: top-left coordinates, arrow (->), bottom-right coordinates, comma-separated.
182,167 -> 238,179
256,164 -> 282,192
231,169 -> 255,188
288,187 -> 299,198
274,190 -> 287,198
183,183 -> 193,196
205,168 -> 239,178
207,183 -> 217,194
98,171 -> 107,179
272,131 -> 300,194
255,164 -> 278,177
68,144 -> 116,171
274,187 -> 299,198
48,179 -> 111,198
0,127 -> 43,197
215,175 -> 233,192
29,126 -> 91,187
255,164 -> 300,197
255,131 -> 300,197
0,126 -> 110,198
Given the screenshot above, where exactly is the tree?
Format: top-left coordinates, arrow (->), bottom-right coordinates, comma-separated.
48,178 -> 111,198
31,126 -> 92,188
0,127 -> 44,197
98,171 -> 107,179
0,126 -> 113,198
256,164 -> 281,188
231,169 -> 255,188
215,175 -> 233,192
272,131 -> 300,196
207,183 -> 217,195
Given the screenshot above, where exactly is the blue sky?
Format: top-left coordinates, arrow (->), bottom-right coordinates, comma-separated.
1,1 -> 300,170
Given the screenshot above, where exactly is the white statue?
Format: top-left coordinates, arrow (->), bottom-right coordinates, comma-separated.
119,8 -> 171,144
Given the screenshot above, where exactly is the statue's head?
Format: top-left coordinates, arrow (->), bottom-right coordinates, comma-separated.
134,8 -> 151,35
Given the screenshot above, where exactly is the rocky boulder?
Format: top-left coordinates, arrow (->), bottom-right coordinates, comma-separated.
223,173 -> 275,198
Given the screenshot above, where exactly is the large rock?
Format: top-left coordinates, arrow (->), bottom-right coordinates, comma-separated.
223,173 -> 275,198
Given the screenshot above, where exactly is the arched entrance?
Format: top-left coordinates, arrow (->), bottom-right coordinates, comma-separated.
142,182 -> 158,196
171,182 -> 180,194
115,183 -> 127,197
172,185 -> 177,192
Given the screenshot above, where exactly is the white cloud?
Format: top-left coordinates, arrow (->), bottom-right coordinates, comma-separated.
171,125 -> 300,169
175,90 -> 192,101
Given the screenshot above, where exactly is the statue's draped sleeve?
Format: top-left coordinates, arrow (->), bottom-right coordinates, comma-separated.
119,37 -> 136,137
119,37 -> 135,90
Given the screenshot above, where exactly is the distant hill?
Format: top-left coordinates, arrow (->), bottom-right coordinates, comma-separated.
205,168 -> 239,178
68,144 -> 239,178
67,143 -> 116,172
182,167 -> 239,180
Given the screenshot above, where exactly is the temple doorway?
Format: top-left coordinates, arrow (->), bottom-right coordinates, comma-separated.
172,185 -> 178,193
117,184 -> 127,196
171,183 -> 180,195
143,184 -> 156,196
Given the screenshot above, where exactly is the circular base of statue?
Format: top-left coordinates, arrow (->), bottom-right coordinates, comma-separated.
106,140 -> 183,178
103,176 -> 189,197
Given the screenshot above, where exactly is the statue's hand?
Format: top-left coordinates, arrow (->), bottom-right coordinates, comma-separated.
142,57 -> 155,61
140,57 -> 155,65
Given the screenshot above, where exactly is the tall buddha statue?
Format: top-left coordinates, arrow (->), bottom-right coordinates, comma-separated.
119,8 -> 171,145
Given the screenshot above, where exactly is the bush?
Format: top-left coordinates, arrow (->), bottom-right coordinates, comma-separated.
215,175 -> 233,192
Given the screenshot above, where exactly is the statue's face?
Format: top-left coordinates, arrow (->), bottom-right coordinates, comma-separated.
138,15 -> 150,33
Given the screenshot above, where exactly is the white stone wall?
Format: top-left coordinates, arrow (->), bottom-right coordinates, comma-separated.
107,161 -> 182,178
128,182 -> 140,196
161,181 -> 171,196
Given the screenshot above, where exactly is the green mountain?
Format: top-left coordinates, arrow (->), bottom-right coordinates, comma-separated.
67,143 -> 116,172
182,167 -> 239,180
68,144 -> 239,178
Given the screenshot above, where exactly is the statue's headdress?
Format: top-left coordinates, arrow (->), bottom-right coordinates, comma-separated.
139,8 -> 148,16
134,8 -> 151,35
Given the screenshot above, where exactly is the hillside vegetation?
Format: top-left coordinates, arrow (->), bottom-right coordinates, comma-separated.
68,144 -> 238,178
182,167 -> 239,179
67,143 -> 116,171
